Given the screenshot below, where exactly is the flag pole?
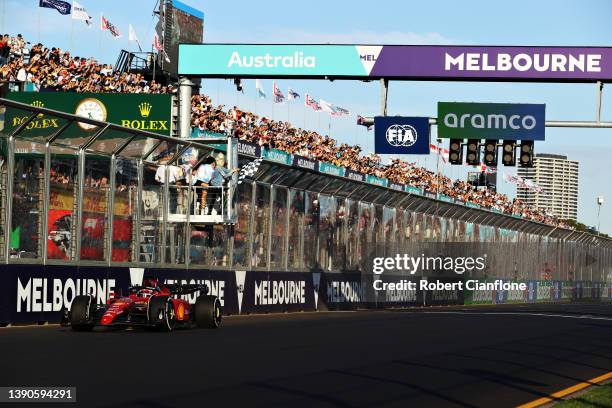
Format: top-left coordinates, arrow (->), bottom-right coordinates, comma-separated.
435,135 -> 441,199
254,87 -> 258,117
70,17 -> 74,52
37,7 -> 41,44
98,13 -> 102,57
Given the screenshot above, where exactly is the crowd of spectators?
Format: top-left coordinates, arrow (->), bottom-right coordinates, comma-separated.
0,35 -> 571,229
0,35 -> 173,93
190,95 -> 570,227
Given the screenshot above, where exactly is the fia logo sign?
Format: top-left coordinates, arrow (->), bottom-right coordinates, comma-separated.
386,124 -> 418,147
375,116 -> 430,155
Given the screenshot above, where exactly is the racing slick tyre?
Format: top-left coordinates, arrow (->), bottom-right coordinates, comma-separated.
195,295 -> 222,329
147,296 -> 176,331
70,295 -> 95,331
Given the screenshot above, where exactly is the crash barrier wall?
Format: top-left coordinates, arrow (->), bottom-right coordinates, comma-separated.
2,264 -> 611,325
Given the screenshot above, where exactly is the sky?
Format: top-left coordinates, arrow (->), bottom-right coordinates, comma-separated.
2,0 -> 612,233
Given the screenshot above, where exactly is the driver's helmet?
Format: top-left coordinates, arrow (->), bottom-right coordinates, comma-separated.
137,277 -> 160,298
142,277 -> 159,288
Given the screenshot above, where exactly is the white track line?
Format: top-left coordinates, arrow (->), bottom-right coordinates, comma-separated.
420,311 -> 612,321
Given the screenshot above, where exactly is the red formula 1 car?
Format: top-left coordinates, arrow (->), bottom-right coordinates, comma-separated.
63,278 -> 222,331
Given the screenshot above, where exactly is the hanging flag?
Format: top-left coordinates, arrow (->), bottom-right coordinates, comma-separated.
101,15 -> 121,38
503,172 -> 542,192
153,33 -> 170,63
319,99 -> 335,114
255,79 -> 266,98
273,82 -> 285,103
357,115 -> 373,130
128,24 -> 142,52
72,0 -> 92,26
305,94 -> 322,111
333,105 -> 350,116
128,24 -> 142,51
429,144 -> 449,164
473,163 -> 496,173
320,99 -> 350,116
288,88 -> 300,100
40,0 -> 71,15
153,32 -> 163,50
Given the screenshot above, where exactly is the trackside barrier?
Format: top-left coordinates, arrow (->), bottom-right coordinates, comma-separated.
0,264 -> 610,325
462,279 -> 612,305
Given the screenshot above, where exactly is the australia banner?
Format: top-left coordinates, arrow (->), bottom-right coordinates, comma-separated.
179,44 -> 612,82
39,0 -> 71,15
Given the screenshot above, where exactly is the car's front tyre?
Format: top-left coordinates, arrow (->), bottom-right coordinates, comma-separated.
70,295 -> 95,331
147,296 -> 175,331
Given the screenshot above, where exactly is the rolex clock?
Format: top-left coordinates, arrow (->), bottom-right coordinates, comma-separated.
75,98 -> 107,130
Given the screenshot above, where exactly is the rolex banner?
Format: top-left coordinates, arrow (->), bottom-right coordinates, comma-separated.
5,93 -> 173,142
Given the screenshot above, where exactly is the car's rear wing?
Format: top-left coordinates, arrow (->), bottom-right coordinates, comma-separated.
165,284 -> 210,296
127,284 -> 210,296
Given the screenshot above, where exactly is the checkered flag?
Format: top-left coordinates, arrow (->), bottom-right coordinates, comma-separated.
237,157 -> 264,184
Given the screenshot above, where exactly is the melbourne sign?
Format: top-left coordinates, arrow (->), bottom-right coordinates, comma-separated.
375,116 -> 430,154
6,92 -> 172,140
178,44 -> 612,82
437,102 -> 545,140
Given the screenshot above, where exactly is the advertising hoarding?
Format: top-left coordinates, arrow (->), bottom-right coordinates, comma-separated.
374,116 -> 430,154
437,102 -> 545,140
6,92 -> 173,138
179,44 -> 612,82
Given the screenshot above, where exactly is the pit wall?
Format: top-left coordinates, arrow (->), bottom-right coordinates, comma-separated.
1,265 -> 610,325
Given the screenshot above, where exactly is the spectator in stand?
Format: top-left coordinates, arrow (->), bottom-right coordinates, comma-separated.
0,35 -> 10,66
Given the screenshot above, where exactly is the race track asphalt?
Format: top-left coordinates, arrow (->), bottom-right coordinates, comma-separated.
1,303 -> 611,407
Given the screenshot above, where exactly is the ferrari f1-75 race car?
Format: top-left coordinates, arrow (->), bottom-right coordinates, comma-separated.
62,278 -> 222,331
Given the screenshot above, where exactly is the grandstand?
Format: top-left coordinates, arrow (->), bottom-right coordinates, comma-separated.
0,35 -> 573,227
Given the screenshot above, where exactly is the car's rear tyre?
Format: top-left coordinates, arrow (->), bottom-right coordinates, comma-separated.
195,295 -> 222,329
70,295 -> 95,331
147,296 -> 175,331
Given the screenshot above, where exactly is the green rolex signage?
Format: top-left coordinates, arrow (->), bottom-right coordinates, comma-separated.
6,92 -> 172,139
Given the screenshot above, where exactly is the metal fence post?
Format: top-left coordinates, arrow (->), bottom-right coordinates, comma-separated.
107,154 -> 117,266
41,142 -> 51,264
134,159 -> 144,263
73,148 -> 86,261
4,136 -> 14,263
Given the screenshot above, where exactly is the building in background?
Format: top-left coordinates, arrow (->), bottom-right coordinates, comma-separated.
517,153 -> 579,221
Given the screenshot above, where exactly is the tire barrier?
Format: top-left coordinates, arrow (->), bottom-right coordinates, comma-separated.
1,264 -> 610,325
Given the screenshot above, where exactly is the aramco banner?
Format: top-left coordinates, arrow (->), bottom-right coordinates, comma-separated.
437,102 -> 546,140
178,44 -> 612,82
5,92 -> 172,141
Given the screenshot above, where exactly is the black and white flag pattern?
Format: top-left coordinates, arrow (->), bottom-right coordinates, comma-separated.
237,157 -> 264,184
